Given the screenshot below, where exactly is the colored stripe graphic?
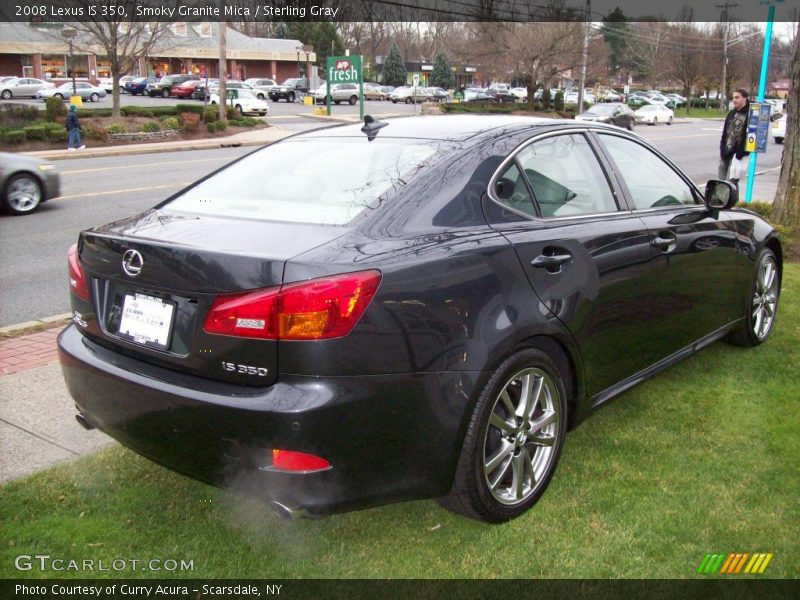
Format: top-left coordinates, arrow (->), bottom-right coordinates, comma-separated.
701,553 -> 773,574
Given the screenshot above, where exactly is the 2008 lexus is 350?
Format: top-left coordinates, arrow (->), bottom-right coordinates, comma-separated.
59,115 -> 782,523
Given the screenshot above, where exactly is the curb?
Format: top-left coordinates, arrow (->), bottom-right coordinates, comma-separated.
0,314 -> 72,340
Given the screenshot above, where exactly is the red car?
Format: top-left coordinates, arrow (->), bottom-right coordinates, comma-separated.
171,80 -> 199,99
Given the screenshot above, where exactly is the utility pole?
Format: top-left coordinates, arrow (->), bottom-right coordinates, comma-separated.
717,2 -> 738,113
577,0 -> 591,111
218,20 -> 227,122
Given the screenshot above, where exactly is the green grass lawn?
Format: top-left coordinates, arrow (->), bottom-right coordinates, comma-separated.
673,107 -> 727,119
2,266 -> 798,580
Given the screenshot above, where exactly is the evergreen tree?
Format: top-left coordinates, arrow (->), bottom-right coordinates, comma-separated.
430,49 -> 455,89
601,8 -> 631,74
382,43 -> 407,87
288,23 -> 344,75
274,22 -> 290,40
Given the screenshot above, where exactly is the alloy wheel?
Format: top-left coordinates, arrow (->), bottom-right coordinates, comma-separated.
5,175 -> 42,214
482,367 -> 561,506
752,255 -> 779,340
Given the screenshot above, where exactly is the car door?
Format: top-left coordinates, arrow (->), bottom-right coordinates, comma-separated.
485,131 -> 656,399
21,78 -> 39,96
595,131 -> 739,358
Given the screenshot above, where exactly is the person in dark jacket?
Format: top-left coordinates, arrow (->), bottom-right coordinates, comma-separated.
65,104 -> 85,151
719,88 -> 750,185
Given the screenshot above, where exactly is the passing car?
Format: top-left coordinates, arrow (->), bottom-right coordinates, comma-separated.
244,78 -> 278,100
146,75 -> 200,98
1,77 -> 54,99
635,104 -> 674,125
208,88 -> 269,116
37,82 -> 106,102
268,78 -> 309,103
771,112 -> 786,144
391,86 -> 431,103
312,83 -> 361,105
575,103 -> 635,130
59,115 -> 782,523
0,152 -> 60,215
125,77 -> 156,96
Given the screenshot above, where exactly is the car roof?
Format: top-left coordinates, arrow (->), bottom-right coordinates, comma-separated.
300,114 -> 613,142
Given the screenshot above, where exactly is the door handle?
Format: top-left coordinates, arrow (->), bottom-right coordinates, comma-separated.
531,252 -> 573,270
651,234 -> 676,250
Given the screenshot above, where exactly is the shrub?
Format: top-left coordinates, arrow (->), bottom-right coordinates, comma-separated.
736,201 -> 773,220
202,107 -> 218,123
554,90 -> 564,111
230,117 -> 258,127
22,125 -> 47,141
2,130 -> 26,144
226,107 -> 239,120
0,103 -> 39,127
105,123 -> 127,135
206,121 -> 218,133
542,89 -> 551,110
175,103 -> 204,116
139,122 -> 161,133
216,119 -> 228,131
46,128 -> 67,143
180,112 -> 201,134
160,116 -> 180,130
151,106 -> 178,116
81,122 -> 108,141
45,97 -> 66,122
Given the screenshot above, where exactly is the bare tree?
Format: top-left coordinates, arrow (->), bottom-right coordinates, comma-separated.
668,10 -> 710,114
626,22 -> 668,88
772,23 -> 800,229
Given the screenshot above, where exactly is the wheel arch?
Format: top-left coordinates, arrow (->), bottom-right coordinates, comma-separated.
764,235 -> 783,274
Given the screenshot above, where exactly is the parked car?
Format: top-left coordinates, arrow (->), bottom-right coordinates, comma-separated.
0,152 -> 60,215
146,75 -> 200,98
598,89 -> 622,102
391,86 -> 432,104
268,78 -> 309,103
312,83 -> 361,105
98,76 -> 135,93
510,87 -> 528,101
463,89 -> 493,103
1,77 -> 54,99
244,78 -> 278,100
635,104 -> 674,125
36,82 -> 106,102
486,88 -> 517,103
380,85 -> 395,94
60,115 -> 782,523
208,88 -> 269,116
426,87 -> 450,102
771,112 -> 786,144
362,83 -> 387,101
627,92 -> 650,107
171,80 -> 201,99
192,79 -> 218,101
575,102 -> 635,130
665,93 -> 687,107
124,77 -> 156,96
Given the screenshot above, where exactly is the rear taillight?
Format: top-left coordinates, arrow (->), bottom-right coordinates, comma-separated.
271,449 -> 331,472
68,243 -> 89,301
203,270 -> 381,341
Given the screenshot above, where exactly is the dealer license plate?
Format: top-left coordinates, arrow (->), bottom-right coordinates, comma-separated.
118,293 -> 175,350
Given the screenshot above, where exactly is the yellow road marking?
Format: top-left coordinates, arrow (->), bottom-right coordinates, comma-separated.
60,156 -> 232,175
58,182 -> 191,200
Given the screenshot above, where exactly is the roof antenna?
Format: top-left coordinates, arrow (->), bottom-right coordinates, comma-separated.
361,115 -> 388,141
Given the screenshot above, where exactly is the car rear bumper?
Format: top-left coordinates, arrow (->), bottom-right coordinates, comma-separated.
58,324 -> 479,516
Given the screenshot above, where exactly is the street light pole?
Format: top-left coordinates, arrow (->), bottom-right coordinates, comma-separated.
577,0 -> 591,112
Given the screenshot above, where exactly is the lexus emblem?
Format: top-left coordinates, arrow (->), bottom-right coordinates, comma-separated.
122,249 -> 143,277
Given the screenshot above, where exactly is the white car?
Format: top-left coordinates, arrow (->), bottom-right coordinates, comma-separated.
390,86 -> 431,104
244,78 -> 277,99
564,91 -> 594,105
771,113 -> 786,144
646,94 -> 670,106
209,89 -> 269,116
98,76 -> 134,93
635,104 -> 674,125
510,87 -> 528,101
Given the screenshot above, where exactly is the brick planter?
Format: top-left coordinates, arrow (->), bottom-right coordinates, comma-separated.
107,130 -> 179,142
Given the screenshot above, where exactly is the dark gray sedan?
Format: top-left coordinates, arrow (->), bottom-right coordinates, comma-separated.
0,152 -> 61,215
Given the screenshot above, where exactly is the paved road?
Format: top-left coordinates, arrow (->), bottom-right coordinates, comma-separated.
0,119 -> 785,327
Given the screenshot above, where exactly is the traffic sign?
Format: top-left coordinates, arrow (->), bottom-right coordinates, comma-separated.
412,73 -> 420,87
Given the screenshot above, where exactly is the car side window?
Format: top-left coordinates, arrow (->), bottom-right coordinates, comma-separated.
599,134 -> 699,209
493,161 -> 537,218
515,134 -> 618,218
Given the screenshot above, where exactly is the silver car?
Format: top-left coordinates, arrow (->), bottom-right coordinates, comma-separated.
1,77 -> 54,99
390,86 -> 431,104
244,78 -> 277,100
313,83 -> 361,105
36,82 -> 107,102
0,152 -> 60,215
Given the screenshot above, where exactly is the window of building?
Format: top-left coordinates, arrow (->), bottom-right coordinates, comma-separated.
171,23 -> 187,36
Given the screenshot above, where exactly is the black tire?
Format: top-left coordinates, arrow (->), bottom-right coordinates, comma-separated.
668,116 -> 673,125
437,348 -> 569,523
775,137 -> 784,144
235,104 -> 243,114
287,92 -> 295,103
405,97 -> 413,104
161,88 -> 170,98
90,93 -> 99,102
1,89 -> 12,100
334,100 -> 341,105
2,173 -> 43,215
652,117 -> 658,126
256,93 -> 265,100
54,93 -> 63,100
392,99 -> 397,104
724,247 -> 781,347
349,95 -> 357,105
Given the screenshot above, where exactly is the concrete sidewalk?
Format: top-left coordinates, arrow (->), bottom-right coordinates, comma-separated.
0,326 -> 114,483
22,125 -> 295,161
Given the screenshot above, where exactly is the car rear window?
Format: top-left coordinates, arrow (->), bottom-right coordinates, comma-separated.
164,138 -> 440,225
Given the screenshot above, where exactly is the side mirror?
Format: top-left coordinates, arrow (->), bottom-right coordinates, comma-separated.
704,179 -> 738,210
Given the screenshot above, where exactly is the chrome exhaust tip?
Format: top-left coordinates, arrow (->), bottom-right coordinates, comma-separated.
269,501 -> 308,521
74,413 -> 94,431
